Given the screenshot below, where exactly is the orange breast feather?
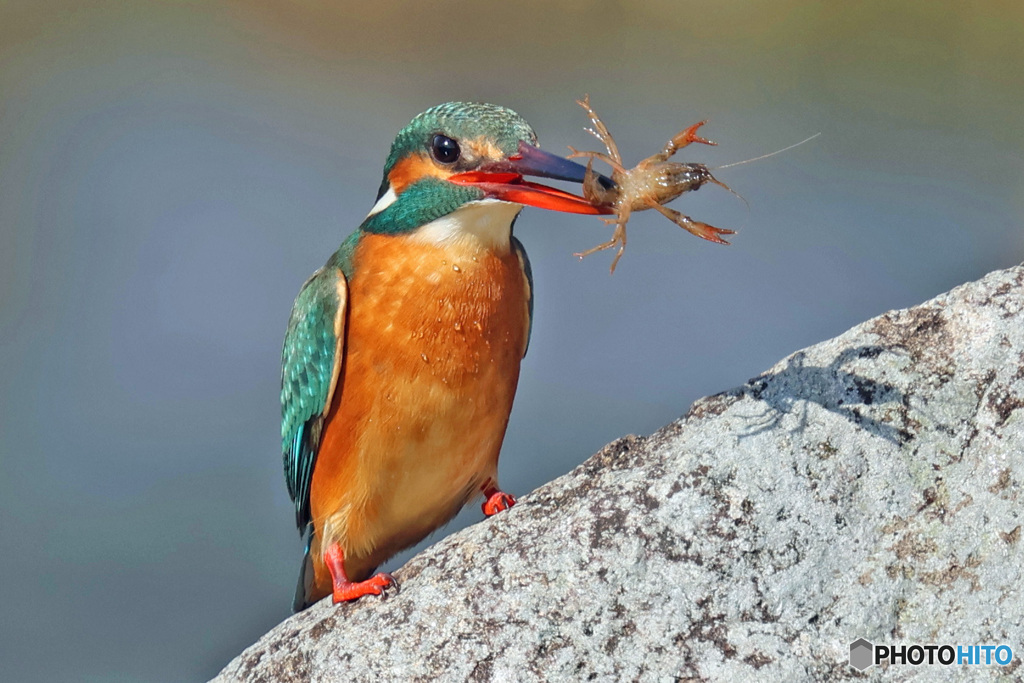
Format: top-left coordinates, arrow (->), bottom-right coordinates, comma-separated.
308,233 -> 529,592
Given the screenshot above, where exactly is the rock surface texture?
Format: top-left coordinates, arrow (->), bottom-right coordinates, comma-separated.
216,265 -> 1024,682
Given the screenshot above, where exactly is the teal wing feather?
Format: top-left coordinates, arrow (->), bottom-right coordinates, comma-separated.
512,236 -> 534,356
281,266 -> 347,532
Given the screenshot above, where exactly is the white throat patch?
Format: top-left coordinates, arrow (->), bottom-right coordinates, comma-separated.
409,199 -> 523,253
365,186 -> 397,218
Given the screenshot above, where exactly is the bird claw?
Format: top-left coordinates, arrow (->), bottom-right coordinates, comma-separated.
482,490 -> 517,516
375,573 -> 399,601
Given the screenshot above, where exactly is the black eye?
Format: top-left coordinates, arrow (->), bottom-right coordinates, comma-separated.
431,134 -> 460,164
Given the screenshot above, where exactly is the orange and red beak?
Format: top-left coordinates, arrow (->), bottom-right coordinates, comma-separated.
448,141 -> 614,215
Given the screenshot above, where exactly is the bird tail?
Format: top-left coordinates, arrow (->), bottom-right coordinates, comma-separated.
292,523 -> 317,613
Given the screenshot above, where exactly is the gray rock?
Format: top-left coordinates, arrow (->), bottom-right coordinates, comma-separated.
215,265 -> 1024,682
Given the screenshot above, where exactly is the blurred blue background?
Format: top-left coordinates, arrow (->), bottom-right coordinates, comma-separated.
2,1 -> 1022,680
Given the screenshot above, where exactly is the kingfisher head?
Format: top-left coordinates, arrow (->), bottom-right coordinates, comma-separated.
360,102 -> 610,247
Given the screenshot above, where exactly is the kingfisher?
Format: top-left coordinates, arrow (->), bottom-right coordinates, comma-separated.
281,102 -> 612,611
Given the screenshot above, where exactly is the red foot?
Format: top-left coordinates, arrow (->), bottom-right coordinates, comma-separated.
324,543 -> 399,603
332,572 -> 397,602
481,484 -> 516,516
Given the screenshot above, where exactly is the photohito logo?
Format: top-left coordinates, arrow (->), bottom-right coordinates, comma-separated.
849,638 -> 1014,670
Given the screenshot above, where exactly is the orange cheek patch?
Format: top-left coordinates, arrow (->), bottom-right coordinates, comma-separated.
388,152 -> 452,193
387,139 -> 510,194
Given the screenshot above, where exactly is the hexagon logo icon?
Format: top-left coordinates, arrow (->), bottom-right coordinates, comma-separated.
849,638 -> 874,671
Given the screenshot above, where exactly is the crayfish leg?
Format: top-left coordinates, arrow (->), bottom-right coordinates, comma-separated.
649,120 -> 717,164
574,205 -> 632,274
648,201 -> 734,244
575,95 -> 623,166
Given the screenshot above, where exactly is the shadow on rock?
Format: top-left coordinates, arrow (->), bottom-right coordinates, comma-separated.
738,345 -> 914,445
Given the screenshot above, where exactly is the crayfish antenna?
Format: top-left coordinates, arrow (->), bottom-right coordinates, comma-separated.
709,174 -> 749,212
713,133 -> 820,171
